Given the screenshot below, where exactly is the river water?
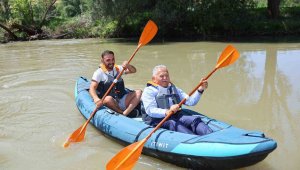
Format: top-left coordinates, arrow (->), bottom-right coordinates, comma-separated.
0,39 -> 299,170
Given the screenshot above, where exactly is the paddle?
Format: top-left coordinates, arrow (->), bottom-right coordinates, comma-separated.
106,44 -> 240,170
63,20 -> 158,148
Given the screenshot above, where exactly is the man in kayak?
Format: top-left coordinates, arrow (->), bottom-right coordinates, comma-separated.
141,65 -> 212,135
89,50 -> 142,116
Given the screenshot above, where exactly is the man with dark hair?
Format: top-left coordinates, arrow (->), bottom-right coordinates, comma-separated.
89,50 -> 142,116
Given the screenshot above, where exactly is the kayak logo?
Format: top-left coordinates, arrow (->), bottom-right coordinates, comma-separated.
151,141 -> 169,149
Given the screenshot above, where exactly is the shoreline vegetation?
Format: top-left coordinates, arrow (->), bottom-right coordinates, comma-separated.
1,0 -> 300,43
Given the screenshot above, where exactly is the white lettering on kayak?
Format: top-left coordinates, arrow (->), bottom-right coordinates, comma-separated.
151,141 -> 169,149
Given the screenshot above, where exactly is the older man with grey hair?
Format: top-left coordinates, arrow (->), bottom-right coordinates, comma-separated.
141,65 -> 212,135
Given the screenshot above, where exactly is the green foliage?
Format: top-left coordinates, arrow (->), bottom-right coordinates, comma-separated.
254,0 -> 267,7
46,16 -> 67,30
0,0 -> 10,22
282,0 -> 300,7
87,0 -> 260,38
59,0 -> 90,17
50,13 -> 93,38
195,0 -> 256,36
281,6 -> 300,17
152,0 -> 193,37
90,0 -> 154,37
0,29 -> 5,42
9,0 -> 42,25
1,0 -> 300,42
248,7 -> 300,35
254,0 -> 300,7
91,20 -> 118,37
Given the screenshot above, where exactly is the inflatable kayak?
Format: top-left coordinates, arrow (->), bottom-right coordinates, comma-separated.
75,77 -> 277,169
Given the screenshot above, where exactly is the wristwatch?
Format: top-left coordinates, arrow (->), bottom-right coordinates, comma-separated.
197,89 -> 204,94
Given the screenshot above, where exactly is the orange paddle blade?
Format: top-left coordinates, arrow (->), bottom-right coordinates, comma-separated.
216,45 -> 240,69
106,139 -> 147,170
138,20 -> 158,47
63,125 -> 86,148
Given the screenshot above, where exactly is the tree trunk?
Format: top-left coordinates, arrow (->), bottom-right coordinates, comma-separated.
39,0 -> 57,29
0,23 -> 19,40
267,0 -> 281,19
11,23 -> 37,36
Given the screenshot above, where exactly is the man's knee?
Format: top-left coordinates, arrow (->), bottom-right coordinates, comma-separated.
133,89 -> 142,99
196,122 -> 212,136
103,96 -> 115,105
163,120 -> 176,131
127,90 -> 142,101
136,89 -> 142,96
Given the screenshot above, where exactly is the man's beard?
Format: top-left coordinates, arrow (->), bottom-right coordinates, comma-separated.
106,63 -> 114,69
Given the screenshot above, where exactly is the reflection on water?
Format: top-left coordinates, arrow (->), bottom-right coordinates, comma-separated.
0,39 -> 299,170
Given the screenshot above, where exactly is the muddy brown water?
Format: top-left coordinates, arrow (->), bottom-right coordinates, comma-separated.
0,39 -> 299,170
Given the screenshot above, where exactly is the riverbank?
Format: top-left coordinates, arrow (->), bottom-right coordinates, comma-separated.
1,5 -> 299,44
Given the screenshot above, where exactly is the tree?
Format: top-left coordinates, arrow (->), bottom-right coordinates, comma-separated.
268,0 -> 281,18
0,0 -> 58,41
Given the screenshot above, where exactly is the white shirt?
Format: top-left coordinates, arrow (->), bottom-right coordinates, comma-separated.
92,65 -> 124,83
141,85 -> 202,118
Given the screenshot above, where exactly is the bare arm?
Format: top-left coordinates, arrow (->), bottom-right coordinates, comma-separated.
122,61 -> 136,74
89,80 -> 100,103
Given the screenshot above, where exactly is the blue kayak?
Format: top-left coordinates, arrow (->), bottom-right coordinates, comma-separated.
75,77 -> 277,169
